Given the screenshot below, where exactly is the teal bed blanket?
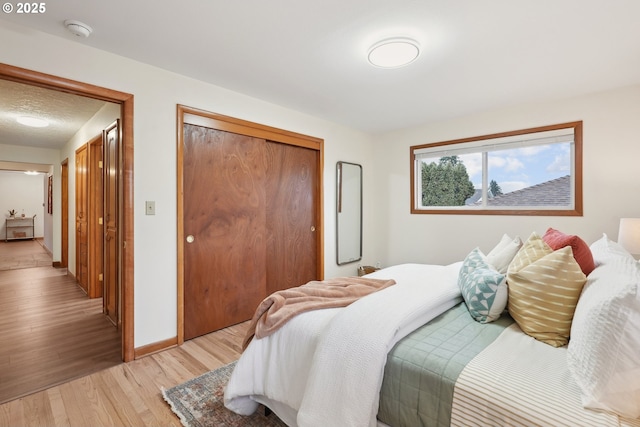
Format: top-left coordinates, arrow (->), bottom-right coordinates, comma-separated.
377,302 -> 514,427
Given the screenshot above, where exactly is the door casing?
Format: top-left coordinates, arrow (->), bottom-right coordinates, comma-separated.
88,136 -> 104,299
75,143 -> 89,293
60,158 -> 69,269
103,120 -> 121,326
0,63 -> 135,362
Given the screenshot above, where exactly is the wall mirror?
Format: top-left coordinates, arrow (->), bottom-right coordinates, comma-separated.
336,161 -> 362,265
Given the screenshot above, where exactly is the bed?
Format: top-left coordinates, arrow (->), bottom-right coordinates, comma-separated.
224,230 -> 640,427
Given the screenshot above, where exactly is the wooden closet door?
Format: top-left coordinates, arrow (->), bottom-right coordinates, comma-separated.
265,141 -> 318,294
183,124 -> 267,340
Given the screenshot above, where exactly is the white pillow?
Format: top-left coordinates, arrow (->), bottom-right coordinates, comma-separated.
589,233 -> 635,265
486,233 -> 522,274
567,241 -> 640,418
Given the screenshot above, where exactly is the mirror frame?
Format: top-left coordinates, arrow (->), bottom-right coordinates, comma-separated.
336,161 -> 363,265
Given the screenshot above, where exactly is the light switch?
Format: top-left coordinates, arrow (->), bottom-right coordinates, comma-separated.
145,201 -> 156,215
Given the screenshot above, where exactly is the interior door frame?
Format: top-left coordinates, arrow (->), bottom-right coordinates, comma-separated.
176,104 -> 324,345
60,158 -> 69,268
75,143 -> 89,293
0,62 -> 135,362
89,135 -> 104,299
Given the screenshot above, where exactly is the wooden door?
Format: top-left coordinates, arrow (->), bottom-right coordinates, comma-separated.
60,158 -> 69,268
265,141 -> 318,294
89,136 -> 104,299
103,121 -> 120,326
75,144 -> 89,293
183,124 -> 267,340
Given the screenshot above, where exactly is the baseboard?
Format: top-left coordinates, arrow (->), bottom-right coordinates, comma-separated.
134,336 -> 178,359
35,237 -> 52,256
52,261 -> 63,268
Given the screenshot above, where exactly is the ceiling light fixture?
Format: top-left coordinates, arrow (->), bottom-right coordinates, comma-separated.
64,19 -> 93,38
24,171 -> 40,175
368,38 -> 420,68
16,116 -> 49,128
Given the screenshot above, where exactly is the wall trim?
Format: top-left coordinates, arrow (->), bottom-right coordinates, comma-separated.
134,336 -> 178,359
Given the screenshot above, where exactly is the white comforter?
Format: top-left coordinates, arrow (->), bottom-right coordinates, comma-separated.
224,262 -> 463,427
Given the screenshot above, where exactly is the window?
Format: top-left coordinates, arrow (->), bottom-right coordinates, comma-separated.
410,121 -> 582,216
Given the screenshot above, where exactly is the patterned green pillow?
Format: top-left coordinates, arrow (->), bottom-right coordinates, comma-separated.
458,248 -> 508,323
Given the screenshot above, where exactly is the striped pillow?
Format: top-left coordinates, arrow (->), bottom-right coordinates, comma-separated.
507,233 -> 587,347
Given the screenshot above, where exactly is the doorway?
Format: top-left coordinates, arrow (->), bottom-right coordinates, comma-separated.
0,63 -> 134,361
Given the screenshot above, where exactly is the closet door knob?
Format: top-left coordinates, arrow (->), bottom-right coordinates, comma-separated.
186,235 -> 195,243
310,226 -> 316,232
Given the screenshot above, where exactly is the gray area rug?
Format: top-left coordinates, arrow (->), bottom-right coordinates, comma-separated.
162,361 -> 287,427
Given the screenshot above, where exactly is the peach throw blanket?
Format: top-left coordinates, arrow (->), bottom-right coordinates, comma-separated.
242,277 -> 396,350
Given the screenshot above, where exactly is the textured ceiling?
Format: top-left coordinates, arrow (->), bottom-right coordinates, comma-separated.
0,79 -> 109,151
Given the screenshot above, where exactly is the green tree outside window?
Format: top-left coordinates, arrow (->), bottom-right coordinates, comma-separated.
421,156 -> 475,206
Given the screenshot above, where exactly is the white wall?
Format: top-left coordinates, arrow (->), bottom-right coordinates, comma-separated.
0,170 -> 45,240
0,21 -> 374,348
0,144 -> 58,252
372,84 -> 640,267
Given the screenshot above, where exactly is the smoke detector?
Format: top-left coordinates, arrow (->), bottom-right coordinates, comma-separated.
64,20 -> 93,38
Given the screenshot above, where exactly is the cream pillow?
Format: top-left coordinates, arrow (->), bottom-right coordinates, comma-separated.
567,235 -> 640,418
507,232 -> 587,347
486,233 -> 523,274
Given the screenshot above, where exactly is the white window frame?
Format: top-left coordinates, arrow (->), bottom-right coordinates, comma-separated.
410,121 -> 583,216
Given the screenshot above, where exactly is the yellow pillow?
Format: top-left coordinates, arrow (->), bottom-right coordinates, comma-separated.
507,233 -> 587,347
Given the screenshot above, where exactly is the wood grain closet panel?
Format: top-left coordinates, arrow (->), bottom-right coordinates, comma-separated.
183,124 -> 267,340
265,141 -> 318,294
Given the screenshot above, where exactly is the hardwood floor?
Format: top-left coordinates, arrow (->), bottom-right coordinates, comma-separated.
0,240 -> 52,271
0,240 -> 246,426
0,264 -> 121,405
0,322 -> 247,426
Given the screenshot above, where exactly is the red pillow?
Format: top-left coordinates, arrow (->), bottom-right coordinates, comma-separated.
542,228 -> 595,275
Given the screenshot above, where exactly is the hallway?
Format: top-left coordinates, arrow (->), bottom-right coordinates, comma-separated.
0,241 -> 121,404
